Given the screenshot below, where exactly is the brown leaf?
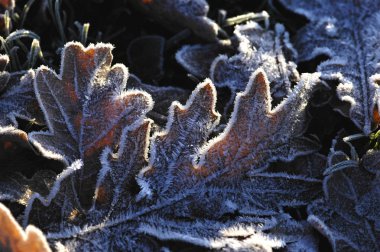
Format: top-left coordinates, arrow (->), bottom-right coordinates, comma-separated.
29,42 -> 153,207
196,69 -> 320,178
0,203 -> 51,252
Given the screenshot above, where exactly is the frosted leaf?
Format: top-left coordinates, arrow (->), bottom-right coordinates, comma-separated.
0,203 -> 51,252
23,45 -> 322,251
275,0 -> 380,134
141,79 -> 220,196
176,22 -> 299,102
129,0 -> 219,42
307,142 -> 380,252
29,42 -> 153,206
197,69 -> 320,177
182,70 -> 322,216
0,69 -> 43,127
211,22 -> 299,101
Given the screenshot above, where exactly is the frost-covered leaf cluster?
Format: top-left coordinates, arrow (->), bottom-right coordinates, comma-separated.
0,1 -> 379,251
19,43 -> 320,251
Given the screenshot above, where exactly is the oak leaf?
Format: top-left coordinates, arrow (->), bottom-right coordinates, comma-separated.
29,42 -> 153,206
23,57 -> 321,250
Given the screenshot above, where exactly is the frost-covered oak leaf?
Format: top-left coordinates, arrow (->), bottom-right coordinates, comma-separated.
136,70 -> 321,245
276,0 -> 380,134
24,82 -> 286,251
197,69 -> 319,177
176,22 -> 299,102
308,141 -> 380,252
138,70 -> 320,224
23,48 -> 321,251
136,79 -> 220,197
129,0 -> 219,42
0,203 -> 51,252
160,70 -> 322,217
29,42 -> 153,206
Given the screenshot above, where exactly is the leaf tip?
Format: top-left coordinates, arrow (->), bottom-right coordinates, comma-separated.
0,203 -> 51,252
